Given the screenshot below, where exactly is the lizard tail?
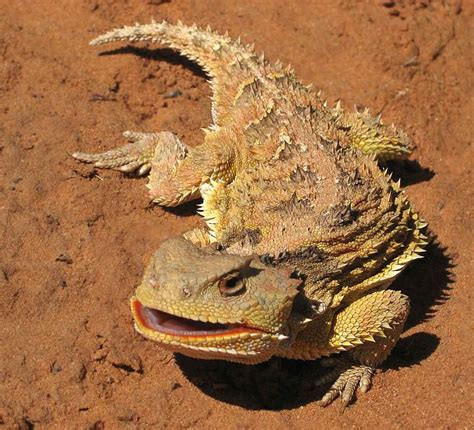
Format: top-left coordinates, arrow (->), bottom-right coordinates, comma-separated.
90,20 -> 255,79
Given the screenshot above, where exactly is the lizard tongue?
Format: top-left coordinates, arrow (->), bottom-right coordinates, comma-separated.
139,305 -> 233,336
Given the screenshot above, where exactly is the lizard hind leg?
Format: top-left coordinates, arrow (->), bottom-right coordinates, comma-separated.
333,106 -> 413,162
318,289 -> 410,408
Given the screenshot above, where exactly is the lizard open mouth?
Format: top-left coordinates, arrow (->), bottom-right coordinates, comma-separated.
131,298 -> 264,338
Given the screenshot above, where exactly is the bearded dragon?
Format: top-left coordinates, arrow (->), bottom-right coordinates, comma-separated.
73,21 -> 427,407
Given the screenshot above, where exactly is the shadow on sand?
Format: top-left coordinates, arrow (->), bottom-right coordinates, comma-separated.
175,331 -> 441,410
99,46 -> 209,79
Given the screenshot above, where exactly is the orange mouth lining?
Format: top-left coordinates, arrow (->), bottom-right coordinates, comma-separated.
131,299 -> 265,338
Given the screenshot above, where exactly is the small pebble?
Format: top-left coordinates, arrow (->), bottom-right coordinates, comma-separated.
164,89 -> 183,99
51,361 -> 62,373
56,253 -> 73,264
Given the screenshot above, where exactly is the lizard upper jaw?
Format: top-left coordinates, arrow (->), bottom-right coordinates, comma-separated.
131,298 -> 266,338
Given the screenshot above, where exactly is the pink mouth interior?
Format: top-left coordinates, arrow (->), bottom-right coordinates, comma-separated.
133,300 -> 257,337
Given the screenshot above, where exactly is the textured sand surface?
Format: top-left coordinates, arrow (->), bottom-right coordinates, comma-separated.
1,1 -> 472,428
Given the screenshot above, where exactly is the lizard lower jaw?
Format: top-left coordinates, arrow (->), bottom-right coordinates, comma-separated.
131,298 -> 265,338
130,298 -> 285,363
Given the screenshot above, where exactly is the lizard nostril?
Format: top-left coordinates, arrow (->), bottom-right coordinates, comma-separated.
182,287 -> 192,298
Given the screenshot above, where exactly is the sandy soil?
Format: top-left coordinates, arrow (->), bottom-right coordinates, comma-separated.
1,1 -> 473,428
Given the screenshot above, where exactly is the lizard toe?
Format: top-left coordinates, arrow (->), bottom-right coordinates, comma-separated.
317,361 -> 374,409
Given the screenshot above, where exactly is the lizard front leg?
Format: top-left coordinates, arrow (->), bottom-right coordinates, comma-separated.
318,289 -> 410,408
73,130 -> 198,206
73,130 -> 237,207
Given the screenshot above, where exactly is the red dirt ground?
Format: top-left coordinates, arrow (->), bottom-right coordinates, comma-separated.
1,1 -> 473,428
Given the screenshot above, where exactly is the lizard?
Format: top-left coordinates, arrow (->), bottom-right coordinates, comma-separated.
72,21 -> 428,407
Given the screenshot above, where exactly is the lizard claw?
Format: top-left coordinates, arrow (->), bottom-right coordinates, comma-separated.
316,360 -> 374,409
72,131 -> 159,175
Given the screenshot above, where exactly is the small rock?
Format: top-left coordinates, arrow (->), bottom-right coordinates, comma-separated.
170,381 -> 182,391
22,142 -> 35,150
118,411 -> 138,422
45,214 -> 60,229
19,417 -> 34,430
56,253 -> 73,264
75,363 -> 87,382
90,93 -> 116,102
0,269 -> 8,284
164,89 -> 183,99
50,361 -> 62,374
86,214 -> 103,228
88,421 -> 104,430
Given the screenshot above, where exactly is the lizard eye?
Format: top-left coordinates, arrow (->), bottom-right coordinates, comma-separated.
218,274 -> 246,297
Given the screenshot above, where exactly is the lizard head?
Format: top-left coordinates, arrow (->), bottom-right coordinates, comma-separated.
131,237 -> 301,363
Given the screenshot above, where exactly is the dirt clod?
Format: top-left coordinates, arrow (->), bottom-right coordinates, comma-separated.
56,253 -> 73,264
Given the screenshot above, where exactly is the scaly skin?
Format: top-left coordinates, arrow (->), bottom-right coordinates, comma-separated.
131,236 -> 301,362
73,21 -> 428,407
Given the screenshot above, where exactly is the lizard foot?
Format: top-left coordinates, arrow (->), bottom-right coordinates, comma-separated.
72,131 -> 169,175
316,357 -> 374,409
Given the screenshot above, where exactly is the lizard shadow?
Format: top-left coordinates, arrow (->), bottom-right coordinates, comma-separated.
98,46 -> 208,79
163,198 -> 203,217
393,238 -> 454,329
143,198 -> 202,218
175,332 -> 439,410
175,240 -> 452,410
385,159 -> 435,186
